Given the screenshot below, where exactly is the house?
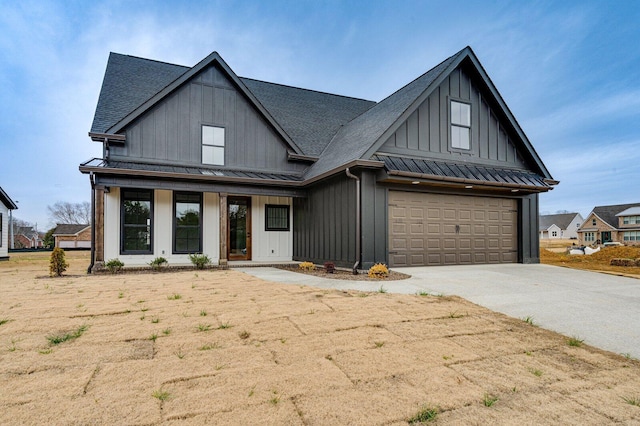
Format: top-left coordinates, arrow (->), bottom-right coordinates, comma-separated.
577,203 -> 640,246
539,213 -> 583,239
0,187 -> 18,260
13,226 -> 44,249
52,224 -> 91,249
80,46 -> 557,271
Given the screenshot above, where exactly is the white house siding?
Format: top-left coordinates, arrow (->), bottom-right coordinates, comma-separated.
0,202 -> 8,258
564,214 -> 583,239
104,188 -> 221,267
250,195 -> 293,262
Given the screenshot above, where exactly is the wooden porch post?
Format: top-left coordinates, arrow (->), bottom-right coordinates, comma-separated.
95,188 -> 105,262
219,193 -> 228,266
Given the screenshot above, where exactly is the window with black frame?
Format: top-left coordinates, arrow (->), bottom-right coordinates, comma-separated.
121,189 -> 153,254
265,204 -> 289,231
174,192 -> 202,253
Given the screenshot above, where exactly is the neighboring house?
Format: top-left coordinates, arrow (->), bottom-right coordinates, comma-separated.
80,46 -> 557,271
577,203 -> 640,246
539,213 -> 583,239
13,226 -> 43,249
0,187 -> 18,260
52,224 -> 91,249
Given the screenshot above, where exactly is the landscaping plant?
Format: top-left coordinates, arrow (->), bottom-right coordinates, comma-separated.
49,247 -> 68,277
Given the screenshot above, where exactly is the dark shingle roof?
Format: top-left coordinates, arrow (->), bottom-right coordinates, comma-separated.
91,53 -> 188,133
53,224 -> 90,235
539,213 -> 580,231
0,186 -> 18,209
240,79 -> 375,156
374,155 -> 551,190
591,203 -> 640,227
304,49 -> 464,179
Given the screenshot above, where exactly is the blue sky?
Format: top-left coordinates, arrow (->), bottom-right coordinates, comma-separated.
1,0 -> 639,230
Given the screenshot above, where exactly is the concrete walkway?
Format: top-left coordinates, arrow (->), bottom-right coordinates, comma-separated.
236,264 -> 640,359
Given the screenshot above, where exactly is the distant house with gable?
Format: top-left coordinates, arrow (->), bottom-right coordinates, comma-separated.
0,187 -> 18,260
577,203 -> 640,246
13,226 -> 43,249
539,213 -> 583,240
52,224 -> 91,249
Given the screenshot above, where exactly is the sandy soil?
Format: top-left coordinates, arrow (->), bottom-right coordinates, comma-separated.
1,251 -> 639,425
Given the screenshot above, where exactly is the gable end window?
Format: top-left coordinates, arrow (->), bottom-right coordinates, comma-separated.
592,219 -> 596,226
121,189 -> 153,254
265,205 -> 290,231
202,125 -> 225,166
174,192 -> 202,253
450,100 -> 471,150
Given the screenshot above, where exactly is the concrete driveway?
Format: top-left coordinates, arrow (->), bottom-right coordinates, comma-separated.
237,264 -> 640,359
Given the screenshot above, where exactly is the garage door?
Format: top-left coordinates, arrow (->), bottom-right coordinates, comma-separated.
389,192 -> 517,267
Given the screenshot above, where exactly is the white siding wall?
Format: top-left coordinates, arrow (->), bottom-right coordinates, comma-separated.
103,188 -> 221,267
564,214 -> 584,239
0,203 -> 8,258
251,195 -> 293,262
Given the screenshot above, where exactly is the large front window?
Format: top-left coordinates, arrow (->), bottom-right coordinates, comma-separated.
202,125 -> 225,166
450,100 -> 471,150
584,232 -> 595,242
623,216 -> 640,225
121,189 -> 153,254
174,192 -> 202,253
624,231 -> 639,241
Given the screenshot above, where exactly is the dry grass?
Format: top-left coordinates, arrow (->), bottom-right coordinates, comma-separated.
1,251 -> 640,424
541,246 -> 640,278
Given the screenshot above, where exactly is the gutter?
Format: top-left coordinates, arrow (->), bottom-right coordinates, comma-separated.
345,168 -> 360,274
87,172 -> 95,274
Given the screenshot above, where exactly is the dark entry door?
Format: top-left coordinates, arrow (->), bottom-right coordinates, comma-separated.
601,231 -> 612,243
228,197 -> 251,260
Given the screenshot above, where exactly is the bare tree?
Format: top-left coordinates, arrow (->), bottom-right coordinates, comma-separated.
47,201 -> 91,225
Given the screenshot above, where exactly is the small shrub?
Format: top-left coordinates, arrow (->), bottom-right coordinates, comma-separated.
189,253 -> 211,270
368,263 -> 389,279
323,262 -> 335,273
299,261 -> 315,271
105,258 -> 124,274
49,247 -> 69,277
568,336 -> 584,347
149,257 -> 168,271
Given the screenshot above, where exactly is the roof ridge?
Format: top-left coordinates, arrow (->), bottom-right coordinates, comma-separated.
240,77 -> 376,103
109,52 -> 190,69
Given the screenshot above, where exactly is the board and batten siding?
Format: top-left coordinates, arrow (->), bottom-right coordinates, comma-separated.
0,202 -> 8,258
293,174 -> 357,268
250,195 -> 293,262
103,188 -> 220,266
379,67 -> 527,169
110,64 -> 306,174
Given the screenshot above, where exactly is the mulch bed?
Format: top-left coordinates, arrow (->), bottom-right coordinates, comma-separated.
275,265 -> 411,281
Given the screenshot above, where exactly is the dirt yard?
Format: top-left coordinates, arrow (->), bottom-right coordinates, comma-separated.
541,245 -> 640,279
1,252 -> 639,425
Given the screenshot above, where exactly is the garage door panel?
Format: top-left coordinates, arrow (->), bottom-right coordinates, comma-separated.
389,191 -> 518,267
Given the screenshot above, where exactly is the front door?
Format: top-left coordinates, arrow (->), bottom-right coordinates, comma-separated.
601,231 -> 612,243
228,197 -> 251,260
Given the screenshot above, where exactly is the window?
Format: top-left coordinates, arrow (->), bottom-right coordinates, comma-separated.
450,100 -> 471,150
584,232 -> 595,242
551,231 -> 557,237
202,125 -> 225,165
624,231 -> 640,241
121,189 -> 153,254
174,192 -> 202,253
592,219 -> 596,226
265,205 -> 290,231
623,216 -> 640,225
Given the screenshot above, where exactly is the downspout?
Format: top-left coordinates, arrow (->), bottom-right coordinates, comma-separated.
345,168 -> 360,274
87,172 -> 95,274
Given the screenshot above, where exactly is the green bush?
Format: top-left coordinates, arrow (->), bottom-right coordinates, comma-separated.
149,257 -> 168,271
49,247 -> 69,277
189,253 -> 211,270
105,258 -> 124,274
368,263 -> 389,279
